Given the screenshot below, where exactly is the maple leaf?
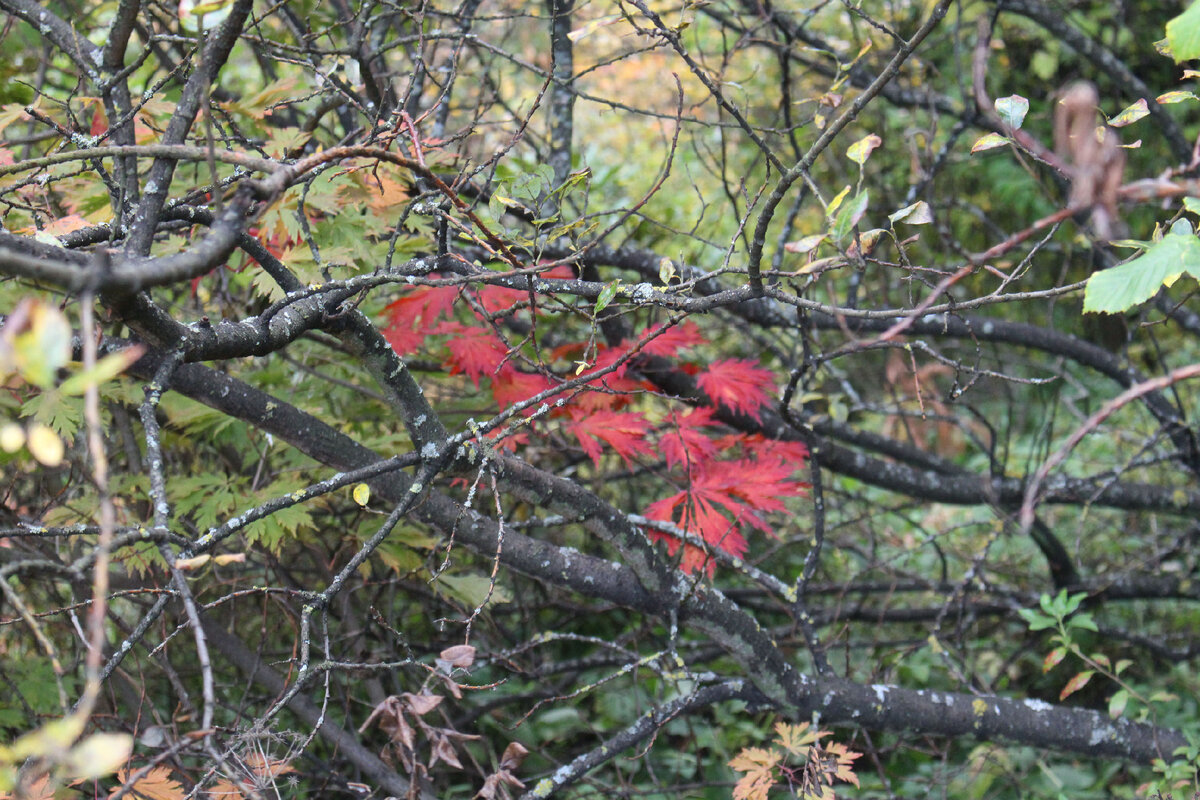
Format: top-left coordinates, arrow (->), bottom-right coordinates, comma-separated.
713,457 -> 809,531
564,409 -> 654,467
439,322 -> 510,387
111,767 -> 185,800
634,321 -> 706,358
205,779 -> 248,799
740,433 -> 810,467
0,775 -> 55,800
382,284 -> 459,355
644,488 -> 748,575
492,366 -> 554,414
659,407 -> 719,470
729,747 -> 781,800
696,359 -> 776,421
472,284 -> 525,315
773,721 -> 824,758
826,742 -> 863,787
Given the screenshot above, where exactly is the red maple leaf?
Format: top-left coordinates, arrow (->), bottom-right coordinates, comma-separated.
564,409 -> 654,467
439,322 -> 509,387
644,489 -> 748,576
696,359 -> 776,421
492,366 -> 555,414
643,451 -> 808,573
635,321 -> 706,358
659,407 -> 720,470
473,284 -> 525,316
382,284 -> 460,355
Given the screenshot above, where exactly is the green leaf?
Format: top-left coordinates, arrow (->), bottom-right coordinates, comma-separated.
1167,2 -> 1200,63
1068,612 -> 1098,632
1017,607 -> 1056,631
831,190 -> 869,244
57,347 -> 144,396
433,572 -> 512,608
994,95 -> 1029,130
11,302 -> 72,388
1084,222 -> 1200,313
22,390 -> 82,439
595,280 -> 621,313
1108,689 -> 1130,719
1108,99 -> 1149,127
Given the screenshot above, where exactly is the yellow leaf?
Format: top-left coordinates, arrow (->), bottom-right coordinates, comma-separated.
846,133 -> 882,165
353,483 -> 371,506
26,424 -> 63,467
64,733 -> 132,781
0,423 -> 25,452
174,554 -> 211,571
971,132 -> 1009,153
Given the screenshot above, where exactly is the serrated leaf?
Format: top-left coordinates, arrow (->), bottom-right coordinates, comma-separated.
995,95 -> 1029,129
1059,670 -> 1094,701
114,766 -> 185,800
889,200 -> 933,225
1108,99 -> 1149,127
1167,2 -> 1200,62
846,134 -> 882,165
971,132 -> 1009,153
1084,226 -> 1200,313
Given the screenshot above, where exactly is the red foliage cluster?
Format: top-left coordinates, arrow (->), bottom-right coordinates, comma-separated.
381,275 -> 808,574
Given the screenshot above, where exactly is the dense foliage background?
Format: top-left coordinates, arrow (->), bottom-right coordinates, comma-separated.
2,0 -> 1200,797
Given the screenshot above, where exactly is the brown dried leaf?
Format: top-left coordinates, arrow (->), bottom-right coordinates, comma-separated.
205,779 -> 248,800
498,742 -> 530,772
402,692 -> 444,716
429,734 -> 464,770
438,644 -> 476,670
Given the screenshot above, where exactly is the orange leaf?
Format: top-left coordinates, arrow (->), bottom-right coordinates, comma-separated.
110,767 -> 186,800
